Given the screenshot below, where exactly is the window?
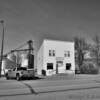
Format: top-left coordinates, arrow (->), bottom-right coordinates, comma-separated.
13,68 -> 16,71
47,63 -> 53,70
64,51 -> 70,57
53,50 -> 55,56
49,50 -> 55,57
67,51 -> 70,57
66,63 -> 71,70
17,67 -> 27,71
49,50 -> 52,56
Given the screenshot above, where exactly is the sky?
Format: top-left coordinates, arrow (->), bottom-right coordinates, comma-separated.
0,0 -> 100,54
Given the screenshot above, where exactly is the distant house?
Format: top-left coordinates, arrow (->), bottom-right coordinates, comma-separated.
37,39 -> 75,76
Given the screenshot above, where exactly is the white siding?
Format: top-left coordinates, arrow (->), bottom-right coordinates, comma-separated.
37,42 -> 44,75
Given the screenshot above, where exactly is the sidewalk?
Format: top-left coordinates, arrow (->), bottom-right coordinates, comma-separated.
37,74 -> 100,81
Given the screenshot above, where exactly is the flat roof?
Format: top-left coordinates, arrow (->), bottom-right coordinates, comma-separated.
43,39 -> 74,44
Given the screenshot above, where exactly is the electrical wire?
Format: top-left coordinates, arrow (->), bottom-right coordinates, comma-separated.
14,42 -> 27,50
5,41 -> 27,55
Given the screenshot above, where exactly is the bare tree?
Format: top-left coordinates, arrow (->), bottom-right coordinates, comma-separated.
74,37 -> 88,69
92,35 -> 100,67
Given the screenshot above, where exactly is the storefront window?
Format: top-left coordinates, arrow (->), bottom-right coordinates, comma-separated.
47,63 -> 53,70
66,63 -> 71,70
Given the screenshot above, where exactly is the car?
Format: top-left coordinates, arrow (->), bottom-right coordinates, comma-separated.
5,67 -> 34,81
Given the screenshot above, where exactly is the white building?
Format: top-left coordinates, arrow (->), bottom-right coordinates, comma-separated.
2,58 -> 17,75
37,39 -> 75,76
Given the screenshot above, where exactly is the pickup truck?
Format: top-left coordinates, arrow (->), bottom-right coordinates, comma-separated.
5,67 -> 34,81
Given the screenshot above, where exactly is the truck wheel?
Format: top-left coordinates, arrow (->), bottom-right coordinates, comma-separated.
6,74 -> 9,80
16,74 -> 20,81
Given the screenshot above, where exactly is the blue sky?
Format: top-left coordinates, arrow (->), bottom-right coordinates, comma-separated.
0,0 -> 100,53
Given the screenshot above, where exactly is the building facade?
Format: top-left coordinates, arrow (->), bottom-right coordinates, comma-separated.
37,39 -> 75,76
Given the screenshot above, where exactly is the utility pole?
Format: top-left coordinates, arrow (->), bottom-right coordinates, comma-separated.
0,20 -> 4,77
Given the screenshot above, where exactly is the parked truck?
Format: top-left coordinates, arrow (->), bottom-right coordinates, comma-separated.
5,67 -> 34,81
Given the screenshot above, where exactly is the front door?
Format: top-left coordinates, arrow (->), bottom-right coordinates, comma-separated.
56,61 -> 63,74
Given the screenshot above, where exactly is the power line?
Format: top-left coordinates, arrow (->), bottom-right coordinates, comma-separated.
5,40 -> 34,55
14,42 -> 27,50
4,42 -> 27,56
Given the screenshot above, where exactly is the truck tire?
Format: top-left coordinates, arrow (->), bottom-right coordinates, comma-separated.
16,74 -> 20,81
6,74 -> 9,80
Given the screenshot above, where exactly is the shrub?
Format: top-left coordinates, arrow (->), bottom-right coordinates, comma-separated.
80,62 -> 98,74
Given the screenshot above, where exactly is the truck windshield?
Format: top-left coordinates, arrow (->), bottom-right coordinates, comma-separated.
17,67 -> 27,71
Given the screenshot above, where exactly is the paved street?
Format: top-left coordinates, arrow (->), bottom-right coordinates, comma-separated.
0,74 -> 100,100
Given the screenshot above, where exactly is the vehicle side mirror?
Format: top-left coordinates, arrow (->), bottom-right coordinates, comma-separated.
13,68 -> 16,71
